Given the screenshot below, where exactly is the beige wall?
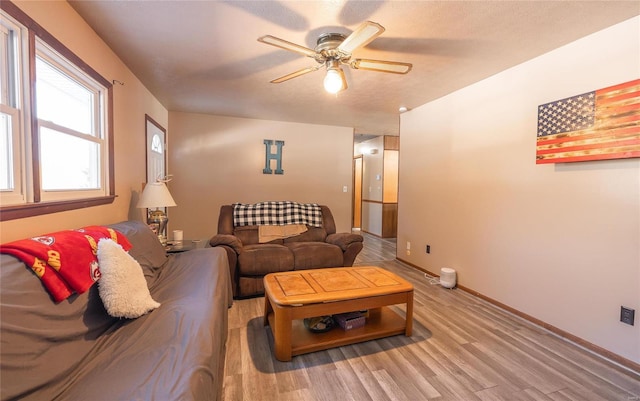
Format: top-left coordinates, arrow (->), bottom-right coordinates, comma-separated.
398,17 -> 640,363
167,112 -> 354,240
0,1 -> 167,243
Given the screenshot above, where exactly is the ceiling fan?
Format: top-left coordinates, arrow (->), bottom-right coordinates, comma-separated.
258,21 -> 412,94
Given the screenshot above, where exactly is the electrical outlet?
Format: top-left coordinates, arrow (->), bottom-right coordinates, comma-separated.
620,306 -> 635,326
426,245 -> 431,254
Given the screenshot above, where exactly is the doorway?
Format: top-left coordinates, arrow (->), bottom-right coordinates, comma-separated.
145,115 -> 167,183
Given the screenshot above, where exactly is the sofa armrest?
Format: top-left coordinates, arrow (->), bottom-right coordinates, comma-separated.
325,232 -> 363,251
209,234 -> 243,254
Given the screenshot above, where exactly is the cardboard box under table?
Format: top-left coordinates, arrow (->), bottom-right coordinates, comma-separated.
263,266 -> 414,361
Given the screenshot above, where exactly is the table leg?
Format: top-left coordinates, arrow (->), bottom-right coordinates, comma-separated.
405,290 -> 414,336
264,296 -> 273,326
272,303 -> 293,361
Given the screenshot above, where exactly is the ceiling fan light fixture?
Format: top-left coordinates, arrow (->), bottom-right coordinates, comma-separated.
324,59 -> 345,94
324,68 -> 343,93
258,21 -> 410,92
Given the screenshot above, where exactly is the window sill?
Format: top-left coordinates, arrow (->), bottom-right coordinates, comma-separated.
0,196 -> 116,221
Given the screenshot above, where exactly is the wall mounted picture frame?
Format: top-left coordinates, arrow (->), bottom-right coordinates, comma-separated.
536,79 -> 639,164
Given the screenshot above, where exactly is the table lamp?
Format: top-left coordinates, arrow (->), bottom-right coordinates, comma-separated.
137,181 -> 177,244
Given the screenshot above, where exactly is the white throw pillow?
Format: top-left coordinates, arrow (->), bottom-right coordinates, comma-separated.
97,238 -> 160,318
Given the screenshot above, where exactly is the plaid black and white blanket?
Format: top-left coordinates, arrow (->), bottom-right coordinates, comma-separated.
233,201 -> 323,227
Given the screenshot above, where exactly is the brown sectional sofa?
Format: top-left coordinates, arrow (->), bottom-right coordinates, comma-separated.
210,204 -> 363,298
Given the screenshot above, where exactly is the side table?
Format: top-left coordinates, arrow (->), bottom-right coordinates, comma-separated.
165,239 -> 205,254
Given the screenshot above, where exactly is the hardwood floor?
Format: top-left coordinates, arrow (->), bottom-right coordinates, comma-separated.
223,233 -> 640,401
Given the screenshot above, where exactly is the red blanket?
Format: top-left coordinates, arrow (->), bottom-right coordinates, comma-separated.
0,226 -> 131,302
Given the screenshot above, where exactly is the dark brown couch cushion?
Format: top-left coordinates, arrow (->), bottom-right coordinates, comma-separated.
237,244 -> 294,275
283,226 -> 327,243
233,225 -> 283,245
285,242 -> 343,270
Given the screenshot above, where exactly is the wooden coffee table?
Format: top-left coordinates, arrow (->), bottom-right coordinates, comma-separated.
263,266 -> 413,361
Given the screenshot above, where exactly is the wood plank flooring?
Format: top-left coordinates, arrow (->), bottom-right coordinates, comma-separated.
223,232 -> 640,400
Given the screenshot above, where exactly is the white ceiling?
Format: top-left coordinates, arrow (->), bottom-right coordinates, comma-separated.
68,1 -> 639,136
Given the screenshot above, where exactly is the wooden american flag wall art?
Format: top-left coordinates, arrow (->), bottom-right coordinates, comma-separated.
536,79 -> 640,164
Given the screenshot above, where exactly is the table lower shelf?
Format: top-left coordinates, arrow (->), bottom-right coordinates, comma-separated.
267,306 -> 408,358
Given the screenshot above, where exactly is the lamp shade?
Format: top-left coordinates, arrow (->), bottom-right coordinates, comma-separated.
137,182 -> 177,209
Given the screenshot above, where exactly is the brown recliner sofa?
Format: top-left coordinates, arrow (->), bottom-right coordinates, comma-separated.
209,204 -> 364,298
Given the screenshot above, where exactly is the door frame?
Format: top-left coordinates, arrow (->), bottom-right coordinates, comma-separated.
352,155 -> 363,229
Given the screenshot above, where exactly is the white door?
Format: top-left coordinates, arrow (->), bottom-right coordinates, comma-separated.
146,115 -> 166,183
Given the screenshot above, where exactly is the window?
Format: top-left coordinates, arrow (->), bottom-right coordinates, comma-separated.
151,134 -> 163,153
35,40 -> 106,199
0,108 -> 21,194
0,2 -> 114,221
0,11 -> 27,206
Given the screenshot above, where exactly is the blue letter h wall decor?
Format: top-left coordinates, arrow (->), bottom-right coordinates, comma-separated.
263,139 -> 284,174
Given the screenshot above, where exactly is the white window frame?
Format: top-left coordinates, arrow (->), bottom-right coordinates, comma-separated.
35,38 -> 109,202
0,11 -> 29,206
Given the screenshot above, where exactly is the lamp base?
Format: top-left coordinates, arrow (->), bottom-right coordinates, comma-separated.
148,209 -> 169,245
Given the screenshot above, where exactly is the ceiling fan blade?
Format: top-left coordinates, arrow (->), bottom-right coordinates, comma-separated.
350,58 -> 412,74
270,65 -> 322,83
258,35 -> 318,58
336,21 -> 385,56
